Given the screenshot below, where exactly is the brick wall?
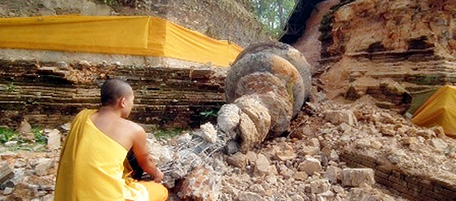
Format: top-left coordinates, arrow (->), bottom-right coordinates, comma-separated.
340,152 -> 456,201
0,59 -> 226,128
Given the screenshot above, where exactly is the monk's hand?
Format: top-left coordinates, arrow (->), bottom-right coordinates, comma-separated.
152,168 -> 164,183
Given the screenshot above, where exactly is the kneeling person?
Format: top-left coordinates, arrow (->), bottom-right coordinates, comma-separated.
55,79 -> 168,201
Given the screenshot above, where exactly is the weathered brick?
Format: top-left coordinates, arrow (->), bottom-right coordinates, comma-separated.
389,188 -> 400,196
438,187 -> 456,199
423,188 -> 448,201
389,175 -> 405,186
374,169 -> 389,180
406,182 -> 422,197
342,168 -> 375,187
418,179 -> 434,191
376,176 -> 391,187
391,170 -> 402,178
392,183 -> 408,194
376,165 -> 392,175
399,192 -> 416,201
360,160 -> 375,168
421,194 -> 438,201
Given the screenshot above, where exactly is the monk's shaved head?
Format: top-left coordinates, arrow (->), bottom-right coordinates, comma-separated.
101,78 -> 133,106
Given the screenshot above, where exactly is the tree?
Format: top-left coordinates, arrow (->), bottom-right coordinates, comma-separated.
249,0 -> 298,37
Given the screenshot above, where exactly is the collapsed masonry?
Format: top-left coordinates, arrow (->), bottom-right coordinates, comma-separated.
149,42 -> 456,201
150,42 -> 314,199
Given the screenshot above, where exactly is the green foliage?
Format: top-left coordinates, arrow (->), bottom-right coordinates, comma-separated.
153,128 -> 183,140
6,82 -> 16,93
249,0 -> 298,37
0,127 -> 17,144
0,126 -> 47,146
200,110 -> 218,118
32,127 -> 47,145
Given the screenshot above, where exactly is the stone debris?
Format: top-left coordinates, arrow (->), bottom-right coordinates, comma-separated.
0,162 -> 14,185
245,151 -> 257,165
237,191 -> 263,201
199,122 -> 218,143
310,179 -> 331,194
324,109 -> 357,126
238,112 -> 260,152
45,129 -> 61,151
298,157 -> 321,175
431,138 -> 448,153
60,123 -> 71,132
341,168 -> 375,187
216,104 -> 240,134
17,119 -> 31,135
293,171 -> 308,181
253,154 -> 270,175
3,96 -> 456,201
34,159 -> 54,176
274,145 -> 296,161
326,166 -> 341,184
3,187 -> 13,195
301,146 -> 320,156
225,140 -> 240,155
178,166 -> 220,201
4,141 -> 17,147
226,152 -> 246,169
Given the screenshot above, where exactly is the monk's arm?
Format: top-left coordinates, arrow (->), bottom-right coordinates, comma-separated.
132,128 -> 164,182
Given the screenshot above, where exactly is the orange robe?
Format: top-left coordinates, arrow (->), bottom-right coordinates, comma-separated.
54,109 -> 168,201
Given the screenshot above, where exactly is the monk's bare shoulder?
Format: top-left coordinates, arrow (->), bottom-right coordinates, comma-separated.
119,119 -> 145,135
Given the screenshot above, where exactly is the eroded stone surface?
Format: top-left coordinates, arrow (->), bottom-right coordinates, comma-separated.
342,168 -> 375,187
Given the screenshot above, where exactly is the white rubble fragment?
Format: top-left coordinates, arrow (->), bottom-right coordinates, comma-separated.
326,166 -> 341,184
298,157 -> 322,175
293,171 -> 308,181
34,159 -> 54,176
176,132 -> 192,144
329,150 -> 339,161
342,168 -> 375,187
227,152 -> 247,169
310,179 -> 331,194
3,187 -> 13,195
245,151 -> 257,165
18,119 -> 32,135
237,191 -> 263,201
4,141 -> 18,147
200,122 -> 218,143
275,148 -> 296,161
301,146 -> 320,156
146,139 -> 173,165
254,154 -> 271,175
324,109 -> 357,126
309,138 -> 320,148
431,138 -> 448,152
60,122 -> 71,131
46,129 -> 61,150
217,104 -> 241,134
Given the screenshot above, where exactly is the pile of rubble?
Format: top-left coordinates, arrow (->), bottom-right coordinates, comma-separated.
0,126 -> 64,201
1,92 -> 456,200
148,90 -> 456,200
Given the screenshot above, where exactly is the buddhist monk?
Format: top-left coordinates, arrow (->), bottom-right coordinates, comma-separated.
55,78 -> 168,201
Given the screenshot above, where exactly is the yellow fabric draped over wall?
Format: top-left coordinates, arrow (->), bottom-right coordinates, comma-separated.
0,15 -> 243,67
412,85 -> 456,137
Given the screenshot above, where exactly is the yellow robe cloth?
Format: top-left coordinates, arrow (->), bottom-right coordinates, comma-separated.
54,109 -> 168,201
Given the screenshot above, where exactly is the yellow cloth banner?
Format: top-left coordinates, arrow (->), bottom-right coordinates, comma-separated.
412,85 -> 456,137
0,15 -> 242,67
